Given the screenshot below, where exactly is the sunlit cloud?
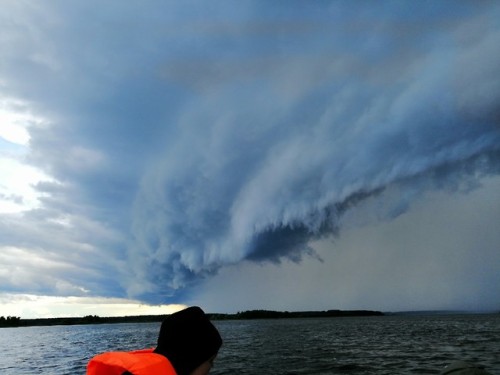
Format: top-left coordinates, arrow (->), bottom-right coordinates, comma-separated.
0,293 -> 186,319
0,157 -> 53,213
0,97 -> 47,146
0,96 -> 52,213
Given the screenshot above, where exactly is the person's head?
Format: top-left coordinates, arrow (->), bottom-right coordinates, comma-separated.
154,306 -> 222,375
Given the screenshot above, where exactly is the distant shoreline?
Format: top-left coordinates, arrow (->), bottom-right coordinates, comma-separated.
1,309 -> 383,328
2,309 -> 497,328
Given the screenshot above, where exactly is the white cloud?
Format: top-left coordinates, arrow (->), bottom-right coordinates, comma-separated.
0,96 -> 47,146
0,96 -> 52,213
0,115 -> 30,145
0,157 -> 53,213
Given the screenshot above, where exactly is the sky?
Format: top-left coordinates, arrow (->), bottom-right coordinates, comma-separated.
0,1 -> 499,319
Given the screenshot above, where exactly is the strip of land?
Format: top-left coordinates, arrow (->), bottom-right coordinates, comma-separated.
0,309 -> 383,327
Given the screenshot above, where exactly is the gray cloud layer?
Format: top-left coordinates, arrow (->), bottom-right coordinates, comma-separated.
1,1 -> 499,306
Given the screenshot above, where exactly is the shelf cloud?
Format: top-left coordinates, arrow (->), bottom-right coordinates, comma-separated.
0,1 -> 499,312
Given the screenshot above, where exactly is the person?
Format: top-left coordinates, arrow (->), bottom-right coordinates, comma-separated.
153,306 -> 222,375
87,306 -> 222,375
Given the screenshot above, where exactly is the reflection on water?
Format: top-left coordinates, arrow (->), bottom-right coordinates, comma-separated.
0,314 -> 498,374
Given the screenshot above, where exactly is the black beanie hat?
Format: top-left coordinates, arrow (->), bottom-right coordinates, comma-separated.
154,306 -> 222,375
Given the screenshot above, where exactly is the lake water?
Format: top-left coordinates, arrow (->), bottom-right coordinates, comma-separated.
0,314 -> 498,374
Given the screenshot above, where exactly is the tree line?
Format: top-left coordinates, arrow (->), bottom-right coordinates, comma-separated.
1,314 -> 170,328
0,316 -> 21,327
1,309 -> 385,328
209,309 -> 384,320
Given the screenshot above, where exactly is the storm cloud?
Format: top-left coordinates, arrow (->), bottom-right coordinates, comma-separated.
0,1 -> 499,309
127,2 -> 500,299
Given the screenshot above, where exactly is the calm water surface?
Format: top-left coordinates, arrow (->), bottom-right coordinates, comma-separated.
0,314 -> 498,374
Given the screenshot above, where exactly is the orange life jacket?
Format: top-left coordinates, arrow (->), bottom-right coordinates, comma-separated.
86,348 -> 177,375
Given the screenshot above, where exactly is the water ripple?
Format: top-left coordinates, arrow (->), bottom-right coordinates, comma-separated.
0,315 -> 498,374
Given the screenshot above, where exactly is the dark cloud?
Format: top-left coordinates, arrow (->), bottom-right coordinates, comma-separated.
192,176 -> 500,313
0,1 -> 499,311
129,0 -> 500,299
